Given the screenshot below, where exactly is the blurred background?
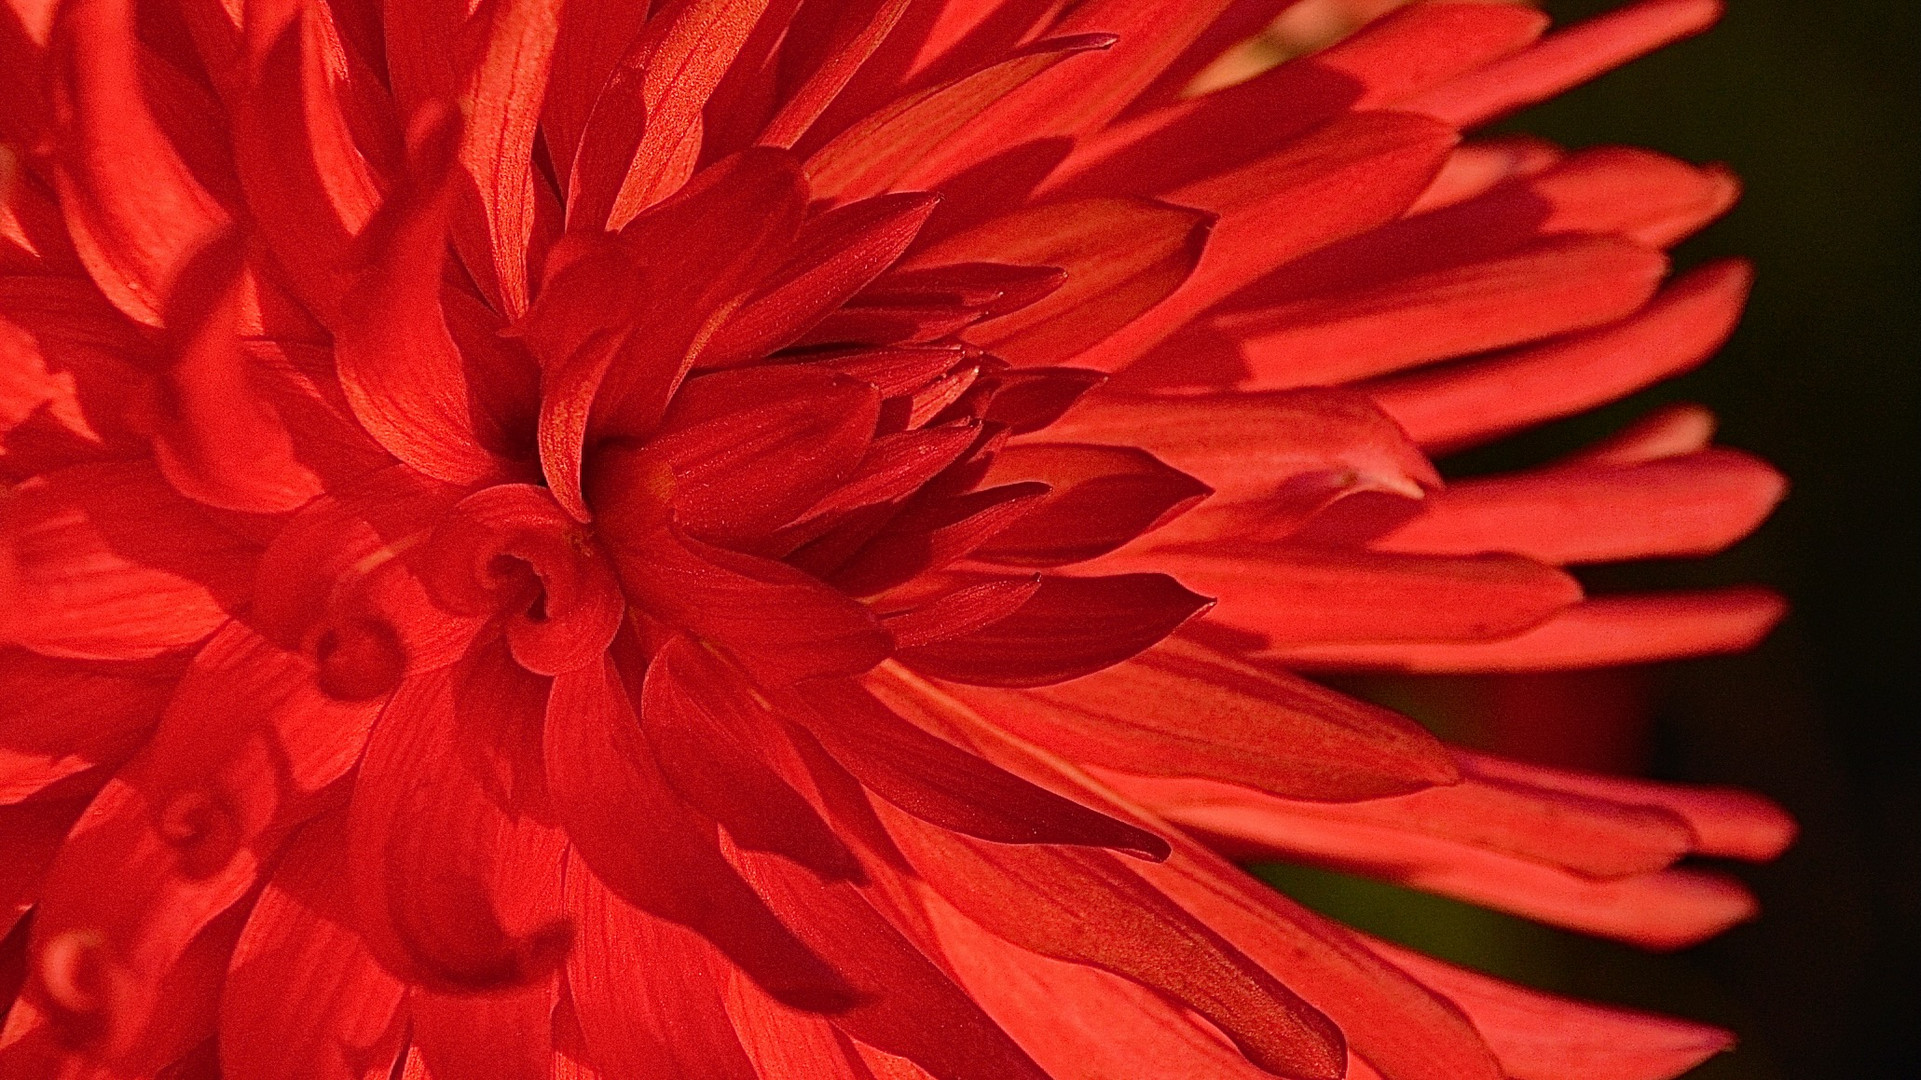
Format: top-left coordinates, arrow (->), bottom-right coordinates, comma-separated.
1230,2 -> 1919,1078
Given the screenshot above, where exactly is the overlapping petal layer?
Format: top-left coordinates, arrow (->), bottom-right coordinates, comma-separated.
0,0 -> 1789,1078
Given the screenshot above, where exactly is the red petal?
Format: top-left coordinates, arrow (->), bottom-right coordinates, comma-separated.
1046,387 -> 1436,542
1123,767 -> 1698,881
1273,587 -> 1785,672
1147,778 -> 1757,949
922,890 -> 1280,1080
642,636 -> 863,880
1561,403 -> 1717,466
796,674 -> 1166,858
907,197 -> 1211,365
0,797 -> 90,939
642,366 -> 883,547
1220,234 -> 1667,388
805,34 -> 1116,202
453,0 -> 561,317
48,0 -> 230,327
1373,448 -> 1784,565
23,622 -> 382,1057
968,442 -> 1211,566
231,0 -> 392,323
1370,937 -> 1733,1080
1365,260 -> 1751,452
880,809 -> 1345,1080
721,967 -> 875,1080
1077,111 -> 1457,374
826,481 -> 1050,596
702,192 -> 939,366
219,811 -> 406,1080
544,657 -> 854,1010
758,0 -> 915,149
0,648 -> 172,804
1130,547 -> 1580,646
564,853 -> 761,1080
878,572 -> 1042,648
533,150 -> 809,518
1049,2 -> 1547,203
1,461 -> 254,660
540,0 -> 651,193
1405,0 -> 1723,128
419,484 -> 623,675
728,846 -> 1052,1080
608,0 -> 776,225
604,520 -> 889,686
895,573 -> 1211,687
345,660 -> 571,992
151,238 -> 325,514
411,979 -> 557,1080
1133,839 -> 1506,1080
334,112 -> 520,487
1455,750 -> 1796,862
791,421 -> 981,526
921,0 -> 1250,164
946,633 -> 1456,802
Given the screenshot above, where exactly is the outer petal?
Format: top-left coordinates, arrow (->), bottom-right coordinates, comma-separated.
1,462 -> 254,660
544,655 -> 855,1011
219,811 -> 406,1080
943,633 -> 1457,802
48,0 -> 230,327
563,852 -> 761,1080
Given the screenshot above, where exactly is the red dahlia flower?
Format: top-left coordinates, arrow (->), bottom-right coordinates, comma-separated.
0,0 -> 1797,1077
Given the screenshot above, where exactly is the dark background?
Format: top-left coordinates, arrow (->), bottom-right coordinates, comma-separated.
1253,3 -> 1920,1078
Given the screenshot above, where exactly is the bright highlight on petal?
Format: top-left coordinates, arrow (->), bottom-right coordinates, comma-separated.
1,0 -> 1789,1077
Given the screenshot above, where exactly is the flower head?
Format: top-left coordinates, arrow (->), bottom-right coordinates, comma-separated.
1,0 -> 1793,1077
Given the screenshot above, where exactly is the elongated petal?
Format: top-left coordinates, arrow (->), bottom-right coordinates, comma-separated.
1454,751 -> 1795,862
564,853 -> 761,1080
1077,112 -> 1457,374
48,0 -> 230,327
945,633 -> 1456,802
806,34 -> 1116,202
729,845 -> 1053,1080
1221,234 -> 1667,388
544,657 -> 854,1010
970,443 -> 1211,566
1273,587 -> 1785,672
1405,0 -> 1723,127
1373,448 -> 1785,564
1,462 -> 254,660
346,660 -> 571,992
895,573 -> 1211,687
609,0 -> 775,225
1365,260 -> 1751,451
881,808 -> 1345,1080
923,891 -> 1277,1080
1128,546 -> 1581,646
334,113 -> 519,487
703,192 -> 940,366
231,0 -> 390,323
1045,386 -> 1437,511
220,812 -> 406,1080
0,648 -> 171,804
1367,936 -> 1733,1080
796,674 -> 1166,858
642,636 -> 863,880
1150,781 -> 1757,949
908,197 -> 1211,365
1048,2 -> 1548,201
455,0 -> 560,317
